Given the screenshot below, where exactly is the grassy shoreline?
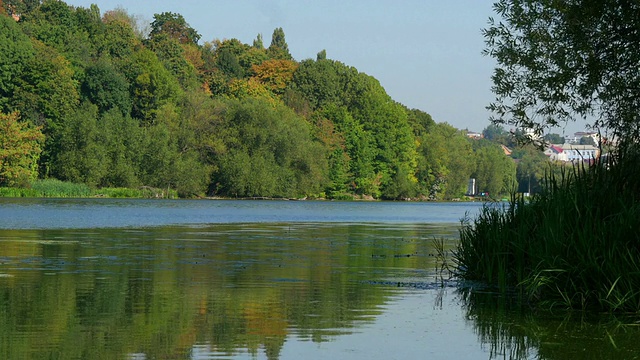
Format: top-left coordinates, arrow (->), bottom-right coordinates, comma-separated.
1,179 -> 491,201
0,179 -> 177,199
453,145 -> 640,313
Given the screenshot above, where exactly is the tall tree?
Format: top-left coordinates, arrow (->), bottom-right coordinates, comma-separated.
485,1 -> 640,140
268,27 -> 292,60
253,33 -> 264,49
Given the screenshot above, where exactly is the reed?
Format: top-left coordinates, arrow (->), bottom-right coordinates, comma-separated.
0,180 -> 177,199
30,179 -> 93,197
453,145 -> 640,312
0,187 -> 39,197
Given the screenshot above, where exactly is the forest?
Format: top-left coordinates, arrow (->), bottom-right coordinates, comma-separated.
0,0 -> 518,199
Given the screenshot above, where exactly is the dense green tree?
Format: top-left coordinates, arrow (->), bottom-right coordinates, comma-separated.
125,48 -> 181,123
405,107 -> 435,138
20,0 -> 96,74
73,4 -> 102,39
99,10 -> 139,60
471,140 -> 516,197
289,58 -> 420,197
0,111 -> 44,187
311,114 -> 350,197
138,120 -> 210,197
81,57 -> 131,116
142,96 -> 214,197
319,105 -> 378,196
98,109 -> 142,187
216,47 -> 245,79
342,73 -> 418,197
420,123 -> 474,199
0,0 -> 532,200
52,102 -> 107,186
213,98 -> 327,198
211,38 -> 268,79
149,11 -> 200,45
485,0 -> 640,141
147,33 -> 199,88
11,40 -> 79,127
288,59 -> 342,110
0,14 -> 34,111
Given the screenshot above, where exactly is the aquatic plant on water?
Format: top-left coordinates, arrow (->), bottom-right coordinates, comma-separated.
453,144 -> 640,313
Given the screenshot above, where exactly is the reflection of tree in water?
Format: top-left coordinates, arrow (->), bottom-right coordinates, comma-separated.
458,287 -> 640,360
0,223 -> 438,359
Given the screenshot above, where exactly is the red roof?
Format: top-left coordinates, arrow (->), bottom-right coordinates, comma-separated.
550,145 -> 563,153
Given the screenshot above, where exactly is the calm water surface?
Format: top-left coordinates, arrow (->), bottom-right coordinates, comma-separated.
0,199 -> 638,360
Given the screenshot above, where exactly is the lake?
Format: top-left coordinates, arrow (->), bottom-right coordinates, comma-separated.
1,199 -> 639,360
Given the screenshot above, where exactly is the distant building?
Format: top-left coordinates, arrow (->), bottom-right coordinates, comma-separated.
574,131 -> 600,144
565,131 -> 600,144
544,143 -> 599,163
544,145 -> 568,162
466,131 -> 483,139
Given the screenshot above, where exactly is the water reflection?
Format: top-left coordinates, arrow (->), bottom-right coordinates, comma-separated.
459,287 -> 640,360
3,219 -> 639,359
0,223 -> 456,359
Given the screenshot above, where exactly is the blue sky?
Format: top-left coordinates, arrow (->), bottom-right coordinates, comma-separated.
64,0 -> 585,134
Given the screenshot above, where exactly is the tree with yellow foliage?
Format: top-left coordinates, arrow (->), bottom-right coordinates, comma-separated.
0,112 -> 44,187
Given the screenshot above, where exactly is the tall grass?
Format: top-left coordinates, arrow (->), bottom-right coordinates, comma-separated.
0,179 -> 177,199
31,179 -> 92,197
454,145 -> 640,312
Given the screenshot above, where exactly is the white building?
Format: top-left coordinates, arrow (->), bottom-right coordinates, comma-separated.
545,144 -> 599,163
565,131 -> 600,144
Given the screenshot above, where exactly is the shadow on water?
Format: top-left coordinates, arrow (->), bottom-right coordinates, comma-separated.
458,286 -> 640,360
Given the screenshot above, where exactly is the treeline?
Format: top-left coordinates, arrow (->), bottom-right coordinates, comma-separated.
0,0 -> 514,199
